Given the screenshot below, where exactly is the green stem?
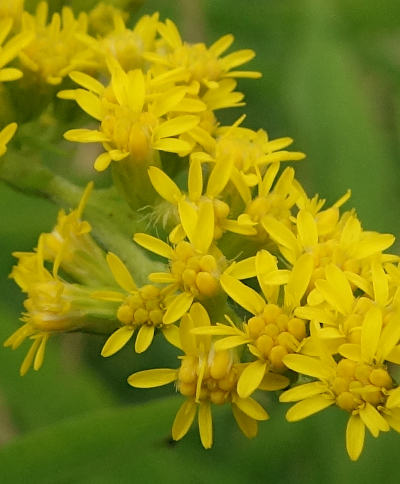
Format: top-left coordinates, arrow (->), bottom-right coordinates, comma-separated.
0,151 -> 165,285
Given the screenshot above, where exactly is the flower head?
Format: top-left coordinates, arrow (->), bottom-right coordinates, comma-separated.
128,303 -> 270,448
18,2 -> 95,85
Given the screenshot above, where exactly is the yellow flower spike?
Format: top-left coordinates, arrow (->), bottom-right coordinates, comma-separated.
0,122 -> 17,157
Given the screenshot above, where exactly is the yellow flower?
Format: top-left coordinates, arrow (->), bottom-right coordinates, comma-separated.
62,56 -> 205,171
189,121 -> 305,194
0,0 -> 24,27
0,17 -> 32,82
86,10 -> 159,71
5,237 -> 119,375
296,261 -> 400,357
134,197 -> 227,324
18,2 -> 95,85
262,204 -> 395,292
128,303 -> 270,448
148,157 -> 255,243
145,18 -> 261,108
194,249 -> 309,397
39,182 -> 112,286
280,307 -> 400,461
92,252 -> 179,356
0,122 -> 17,156
88,2 -> 129,37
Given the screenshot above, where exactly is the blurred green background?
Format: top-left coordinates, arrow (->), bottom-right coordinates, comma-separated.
1,0 -> 400,482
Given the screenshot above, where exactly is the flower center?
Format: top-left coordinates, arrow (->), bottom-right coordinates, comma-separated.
170,241 -> 221,298
247,303 -> 306,371
178,351 -> 237,404
117,285 -> 165,327
333,358 -> 392,412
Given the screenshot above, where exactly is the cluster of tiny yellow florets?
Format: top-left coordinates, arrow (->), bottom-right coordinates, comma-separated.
2,1 -> 400,462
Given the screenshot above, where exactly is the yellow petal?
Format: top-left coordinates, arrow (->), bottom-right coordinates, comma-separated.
0,67 -> 22,81
258,373 -> 289,391
20,338 -> 42,376
279,381 -> 327,402
172,399 -> 197,441
285,253 -> 314,308
220,274 -> 265,315
213,335 -> 248,351
33,334 -> 49,371
339,343 -> 362,361
94,152 -> 112,171
101,327 -> 134,357
91,290 -> 125,302
376,316 -> 400,362
155,115 -> 199,139
297,210 -> 318,249
188,158 -> 203,202
163,292 -> 194,325
161,325 -> 182,349
232,404 -> 258,439
198,401 -> 213,449
133,233 -> 174,259
285,396 -> 334,422
148,166 -> 182,204
127,368 -> 177,388
346,415 -> 365,461
209,34 -> 234,57
237,360 -> 267,398
361,306 -> 382,363
153,137 -> 192,154
371,260 -> 388,307
135,325 -> 155,353
206,158 -> 233,198
261,216 -> 299,261
386,387 -> 400,409
178,199 -> 197,244
233,396 -> 269,420
69,71 -> 104,94
106,252 -> 137,292
75,90 -> 103,120
225,257 -> 256,280
193,200 -> 214,253
359,403 -> 389,437
63,129 -> 109,143
283,354 -> 334,380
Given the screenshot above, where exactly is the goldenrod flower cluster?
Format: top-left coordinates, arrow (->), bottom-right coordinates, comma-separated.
2,1 -> 400,462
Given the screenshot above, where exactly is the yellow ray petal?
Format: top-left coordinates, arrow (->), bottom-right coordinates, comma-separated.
346,415 -> 365,461
361,306 -> 382,363
258,373 -> 289,391
148,166 -> 182,204
135,325 -> 155,353
232,404 -> 258,439
198,400 -> 213,449
220,274 -> 265,315
63,129 -> 109,143
285,396 -> 334,422
193,200 -> 214,253
237,360 -> 267,398
163,292 -> 194,325
155,115 -> 199,139
106,252 -> 137,292
69,71 -> 104,94
94,152 -> 112,171
225,256 -> 256,280
152,137 -> 192,154
359,403 -> 389,437
133,233 -> 174,259
127,368 -> 178,388
172,399 -> 197,441
279,381 -> 327,402
283,354 -> 334,380
297,210 -> 318,249
161,325 -> 181,349
233,396 -> 269,421
101,327 -> 135,357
